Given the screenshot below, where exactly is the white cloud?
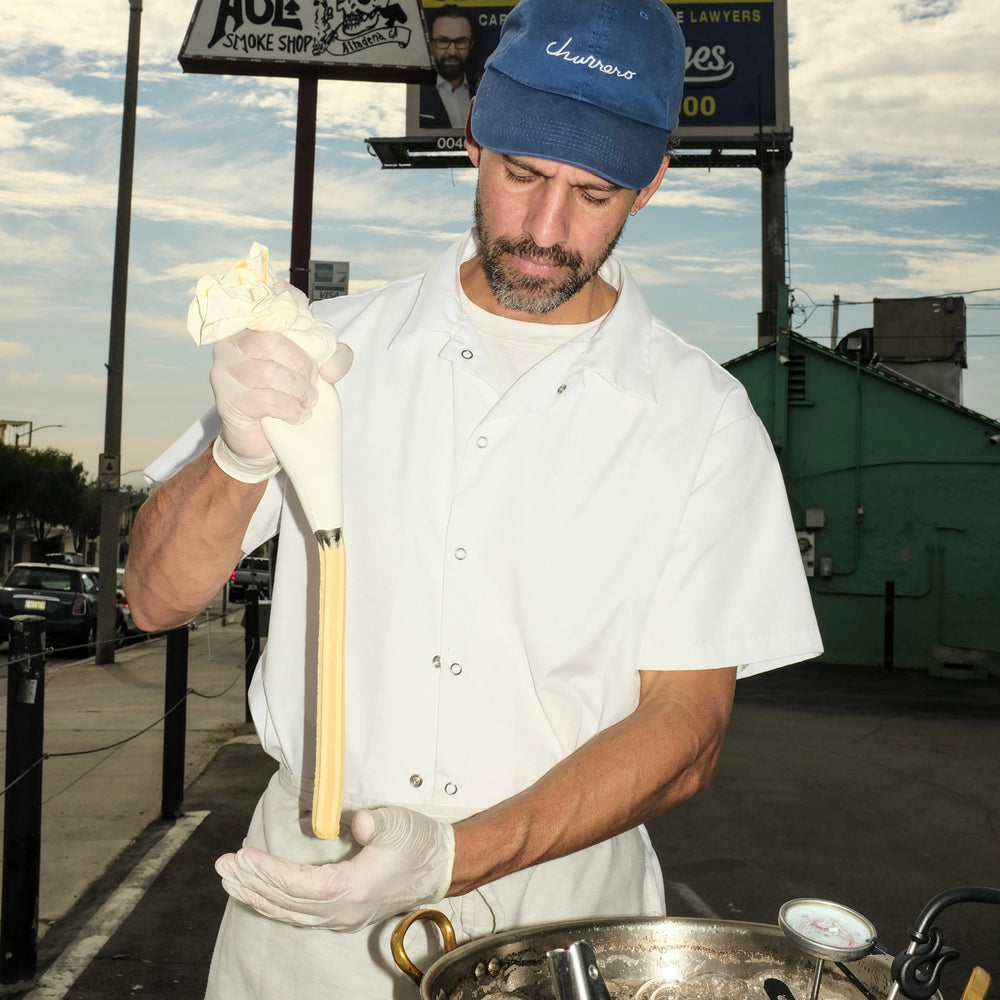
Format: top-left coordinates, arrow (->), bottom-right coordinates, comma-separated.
0,115 -> 32,150
0,3 -> 194,67
647,188 -> 753,214
5,371 -> 42,390
0,341 -> 31,359
0,74 -> 123,122
883,250 -> 1000,296
67,374 -> 107,393
788,0 -> 1000,185
0,163 -> 119,216
795,223 -> 990,257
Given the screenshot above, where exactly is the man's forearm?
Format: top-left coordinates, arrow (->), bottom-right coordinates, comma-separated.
448,665 -> 737,897
123,444 -> 267,631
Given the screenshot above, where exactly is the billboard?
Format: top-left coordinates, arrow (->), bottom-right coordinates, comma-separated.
405,0 -> 789,145
179,0 -> 436,82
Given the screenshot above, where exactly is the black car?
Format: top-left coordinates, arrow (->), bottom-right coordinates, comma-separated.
0,562 -> 127,655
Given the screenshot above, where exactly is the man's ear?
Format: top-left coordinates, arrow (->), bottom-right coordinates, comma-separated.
631,156 -> 670,213
465,101 -> 482,167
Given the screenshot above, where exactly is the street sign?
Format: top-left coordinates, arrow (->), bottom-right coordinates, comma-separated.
98,453 -> 120,491
310,260 -> 350,301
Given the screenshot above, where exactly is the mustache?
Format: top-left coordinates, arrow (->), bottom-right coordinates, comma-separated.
493,235 -> 582,271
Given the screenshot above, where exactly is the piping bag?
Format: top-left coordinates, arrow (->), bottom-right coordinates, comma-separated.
187,242 -> 345,840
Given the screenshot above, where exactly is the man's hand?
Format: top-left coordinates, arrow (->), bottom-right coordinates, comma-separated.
215,806 -> 455,931
209,328 -> 353,482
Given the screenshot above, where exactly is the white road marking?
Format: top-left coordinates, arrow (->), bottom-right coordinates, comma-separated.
24,810 -> 211,1000
666,880 -> 719,918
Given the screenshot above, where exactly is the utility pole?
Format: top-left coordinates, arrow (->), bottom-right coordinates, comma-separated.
757,135 -> 792,347
96,0 -> 142,665
289,75 -> 319,295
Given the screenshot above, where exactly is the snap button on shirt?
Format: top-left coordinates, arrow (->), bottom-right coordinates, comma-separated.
444,782 -> 458,796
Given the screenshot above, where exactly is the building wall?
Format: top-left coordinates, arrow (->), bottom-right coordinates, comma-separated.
728,336 -> 1000,674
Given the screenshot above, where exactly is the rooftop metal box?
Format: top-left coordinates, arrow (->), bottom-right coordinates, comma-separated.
873,296 -> 966,362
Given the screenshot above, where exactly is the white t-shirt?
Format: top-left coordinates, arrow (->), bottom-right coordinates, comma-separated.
435,73 -> 472,128
459,283 -> 609,393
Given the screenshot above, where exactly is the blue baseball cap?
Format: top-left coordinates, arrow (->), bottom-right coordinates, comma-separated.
470,0 -> 685,190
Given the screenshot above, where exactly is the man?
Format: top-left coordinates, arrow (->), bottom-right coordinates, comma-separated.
125,0 -> 822,996
419,4 -> 476,129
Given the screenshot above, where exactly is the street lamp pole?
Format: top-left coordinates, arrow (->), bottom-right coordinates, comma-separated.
14,423 -> 65,448
6,424 -> 65,572
96,0 -> 142,665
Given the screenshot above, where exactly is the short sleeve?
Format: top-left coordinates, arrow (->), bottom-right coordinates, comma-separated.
638,397 -> 823,677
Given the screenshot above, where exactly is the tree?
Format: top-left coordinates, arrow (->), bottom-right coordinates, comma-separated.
0,444 -> 32,524
72,481 -> 103,557
0,443 -> 33,565
21,448 -> 88,550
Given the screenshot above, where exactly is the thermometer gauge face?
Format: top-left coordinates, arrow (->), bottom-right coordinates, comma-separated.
778,899 -> 878,962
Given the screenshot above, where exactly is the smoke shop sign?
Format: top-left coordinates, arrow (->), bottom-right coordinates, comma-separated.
179,0 -> 434,81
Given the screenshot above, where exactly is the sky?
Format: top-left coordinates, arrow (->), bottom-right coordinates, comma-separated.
1,0 -> 998,479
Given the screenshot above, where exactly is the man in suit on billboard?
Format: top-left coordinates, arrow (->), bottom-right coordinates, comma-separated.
419,4 -> 477,128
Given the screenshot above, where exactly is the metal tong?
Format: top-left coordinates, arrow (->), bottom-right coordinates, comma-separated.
547,940 -> 613,1000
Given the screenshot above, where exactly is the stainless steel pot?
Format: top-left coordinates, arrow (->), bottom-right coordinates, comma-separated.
392,909 -> 922,1000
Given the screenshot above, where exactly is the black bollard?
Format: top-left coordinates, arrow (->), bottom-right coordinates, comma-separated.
1,615 -> 47,985
161,627 -> 189,820
883,580 -> 895,674
243,587 -> 260,724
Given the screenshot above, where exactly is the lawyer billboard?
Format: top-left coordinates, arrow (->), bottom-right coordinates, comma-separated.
406,0 -> 790,144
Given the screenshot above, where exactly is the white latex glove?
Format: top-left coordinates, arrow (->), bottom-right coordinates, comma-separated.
215,806 -> 455,931
189,244 -> 352,484
208,327 -> 353,482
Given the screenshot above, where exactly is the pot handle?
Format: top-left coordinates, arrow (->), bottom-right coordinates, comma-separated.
391,908 -> 458,986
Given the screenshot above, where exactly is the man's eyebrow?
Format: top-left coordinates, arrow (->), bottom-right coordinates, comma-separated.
501,154 -> 624,193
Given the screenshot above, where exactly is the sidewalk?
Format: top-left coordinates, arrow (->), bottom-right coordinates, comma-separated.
0,607 -> 257,947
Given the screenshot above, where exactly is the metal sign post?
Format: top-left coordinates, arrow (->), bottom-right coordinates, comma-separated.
97,0 -> 143,666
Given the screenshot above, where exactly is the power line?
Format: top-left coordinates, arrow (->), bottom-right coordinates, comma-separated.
794,287 -> 999,307
789,287 -> 1000,336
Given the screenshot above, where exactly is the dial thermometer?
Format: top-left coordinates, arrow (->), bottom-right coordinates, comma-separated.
779,898 -> 878,1000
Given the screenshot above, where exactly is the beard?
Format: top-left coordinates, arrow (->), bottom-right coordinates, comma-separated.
436,55 -> 465,82
472,185 -> 625,316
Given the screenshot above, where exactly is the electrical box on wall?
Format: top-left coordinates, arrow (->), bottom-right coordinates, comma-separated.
804,508 -> 826,529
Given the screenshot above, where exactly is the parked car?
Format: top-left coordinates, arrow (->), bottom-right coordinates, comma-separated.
0,561 -> 128,655
228,556 -> 271,603
116,568 -> 144,639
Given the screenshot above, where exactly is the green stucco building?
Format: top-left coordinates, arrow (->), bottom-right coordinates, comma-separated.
726,327 -> 1000,676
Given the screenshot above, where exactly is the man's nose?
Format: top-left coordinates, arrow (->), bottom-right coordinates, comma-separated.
522,183 -> 572,250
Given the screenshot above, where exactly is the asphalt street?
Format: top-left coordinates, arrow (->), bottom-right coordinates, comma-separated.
3,647 -> 997,1000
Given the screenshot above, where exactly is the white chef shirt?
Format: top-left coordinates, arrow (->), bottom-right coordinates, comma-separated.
151,231 -> 820,810
152,231 -> 821,941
